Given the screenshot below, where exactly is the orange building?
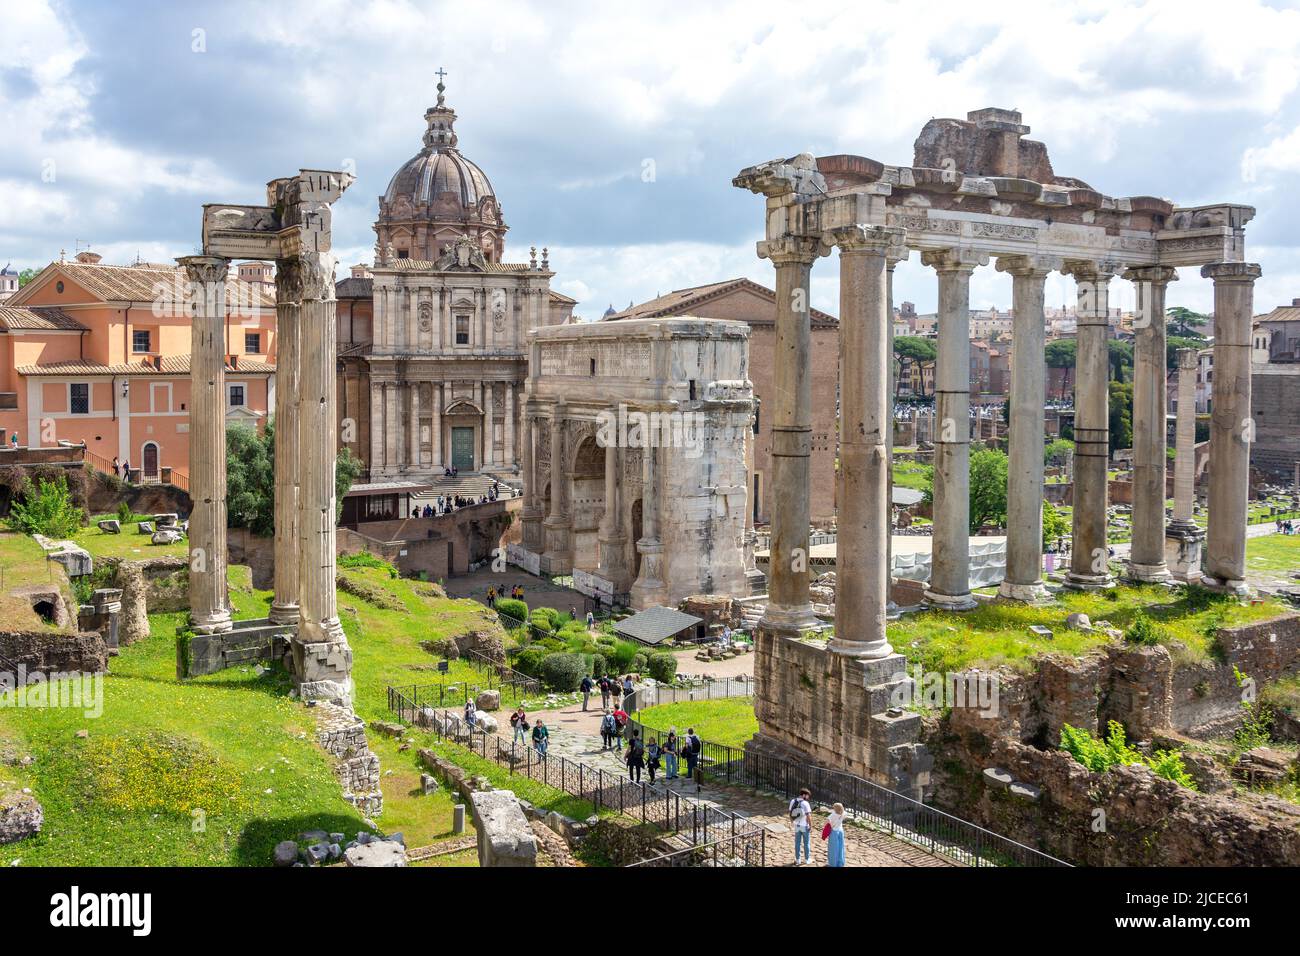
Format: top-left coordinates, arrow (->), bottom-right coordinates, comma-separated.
0,252 -> 277,483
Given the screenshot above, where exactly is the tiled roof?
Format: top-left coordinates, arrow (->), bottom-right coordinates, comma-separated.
336,276 -> 373,298
1257,305 -> 1300,323
15,262 -> 276,309
0,306 -> 87,332
604,277 -> 837,327
15,357 -> 276,376
548,289 -> 577,304
612,605 -> 703,646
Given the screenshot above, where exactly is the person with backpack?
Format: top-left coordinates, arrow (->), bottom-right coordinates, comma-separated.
622,674 -> 635,712
611,708 -> 628,752
790,787 -> 813,865
464,699 -> 476,729
598,674 -> 611,710
579,673 -> 594,712
600,710 -> 617,750
626,730 -> 645,782
509,705 -> 528,747
531,718 -> 549,757
646,739 -> 661,784
663,730 -> 679,780
683,727 -> 702,782
610,678 -> 622,709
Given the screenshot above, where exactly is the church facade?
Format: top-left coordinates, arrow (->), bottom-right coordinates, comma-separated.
338,82 -> 575,481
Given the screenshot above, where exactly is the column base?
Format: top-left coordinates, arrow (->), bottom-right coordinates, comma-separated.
1062,571 -> 1114,592
1200,575 -> 1249,598
189,610 -> 233,635
828,637 -> 895,659
1123,561 -> 1172,584
291,635 -> 354,707
759,601 -> 824,634
997,580 -> 1050,603
922,589 -> 977,612
1165,524 -> 1205,584
268,602 -> 301,627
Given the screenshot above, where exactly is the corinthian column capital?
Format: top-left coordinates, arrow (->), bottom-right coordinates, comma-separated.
828,224 -> 905,256
1062,258 -> 1124,282
178,254 -> 228,287
1201,261 -> 1262,283
294,252 -> 339,302
996,254 -> 1062,278
1123,265 -> 1179,286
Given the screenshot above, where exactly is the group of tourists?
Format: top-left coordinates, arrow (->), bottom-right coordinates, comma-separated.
1274,518 -> 1296,534
110,456 -> 132,482
485,584 -> 525,610
577,673 -> 635,712
789,787 -> 847,867
608,720 -> 701,787
506,705 -> 549,756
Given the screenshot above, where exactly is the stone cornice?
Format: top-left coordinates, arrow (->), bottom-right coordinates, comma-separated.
1122,265 -> 1179,285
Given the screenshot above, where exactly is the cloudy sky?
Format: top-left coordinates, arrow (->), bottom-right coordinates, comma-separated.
3,0 -> 1300,317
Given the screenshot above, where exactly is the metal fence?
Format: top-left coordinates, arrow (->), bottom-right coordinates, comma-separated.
387,684 -> 765,865
632,676 -> 754,710
626,716 -> 1069,868
462,648 -> 544,700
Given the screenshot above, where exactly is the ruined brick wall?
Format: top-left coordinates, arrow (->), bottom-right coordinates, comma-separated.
0,631 -> 107,680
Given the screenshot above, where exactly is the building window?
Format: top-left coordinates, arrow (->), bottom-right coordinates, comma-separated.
753,404 -> 760,435
132,330 -> 151,353
245,332 -> 261,354
397,249 -> 409,259
70,383 -> 89,415
228,384 -> 246,408
455,314 -> 469,345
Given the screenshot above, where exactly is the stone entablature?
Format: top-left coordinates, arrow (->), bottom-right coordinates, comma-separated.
519,318 -> 754,608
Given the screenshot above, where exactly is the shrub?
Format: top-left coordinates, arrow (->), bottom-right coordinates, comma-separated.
1060,720 -> 1196,789
608,640 -> 639,670
539,652 -> 588,691
7,475 -> 85,538
1124,611 -> 1164,647
513,646 -> 548,677
631,653 -> 648,673
115,500 -> 134,524
530,607 -> 560,632
496,597 -> 528,623
338,551 -> 399,576
646,652 -> 677,683
589,652 -> 607,677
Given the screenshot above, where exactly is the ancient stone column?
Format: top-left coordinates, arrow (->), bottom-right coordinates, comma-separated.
269,258 -> 302,626
596,415 -> 626,588
756,237 -> 825,633
291,252 -> 352,702
1167,347 -> 1204,581
1125,266 -> 1177,583
921,249 -> 983,610
997,255 -> 1057,602
179,255 -> 232,635
521,410 -> 544,552
885,251 -> 907,616
1202,261 -> 1262,595
504,382 -> 515,469
630,441 -> 667,608
408,381 -> 421,470
1064,261 -> 1119,590
542,406 -> 571,567
830,225 -> 901,658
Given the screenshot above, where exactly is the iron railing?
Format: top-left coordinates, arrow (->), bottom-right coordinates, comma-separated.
626,716 -> 1070,868
462,648 -> 545,699
632,676 -> 754,711
387,684 -> 765,864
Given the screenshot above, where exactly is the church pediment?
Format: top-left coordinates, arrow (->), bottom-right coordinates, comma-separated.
434,234 -> 488,272
444,398 -> 483,416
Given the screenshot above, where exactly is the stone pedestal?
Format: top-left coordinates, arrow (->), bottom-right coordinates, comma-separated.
179,255 -> 232,635
998,255 -> 1057,602
1165,523 -> 1205,583
921,250 -> 982,611
1201,262 -> 1261,597
270,259 -> 302,626
1125,266 -> 1177,584
1064,261 -> 1118,591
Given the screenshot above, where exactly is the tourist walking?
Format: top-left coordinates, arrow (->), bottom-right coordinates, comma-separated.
111,456 -> 121,478
646,739 -> 661,784
464,699 -> 476,729
663,729 -> 679,780
611,707 -> 628,751
626,730 -> 645,782
531,718 -> 549,757
825,802 -> 847,867
790,788 -> 812,865
509,705 -> 528,747
580,673 -> 593,711
610,678 -> 622,710
600,710 -> 617,750
622,674 -> 636,712
683,727 -> 702,782
586,609 -> 595,629
598,674 -> 611,710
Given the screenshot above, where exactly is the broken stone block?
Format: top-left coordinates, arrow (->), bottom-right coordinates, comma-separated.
344,840 -> 407,867
97,519 -> 121,534
982,767 -> 1014,789
0,792 -> 43,845
1066,612 -> 1092,631
1009,782 -> 1041,801
475,689 -> 501,711
137,521 -> 154,535
151,530 -> 183,545
272,840 -> 299,867
470,790 -> 538,867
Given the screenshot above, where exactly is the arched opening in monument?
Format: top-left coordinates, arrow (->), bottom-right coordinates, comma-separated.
570,436 -> 605,572
32,599 -> 57,624
630,498 -> 643,580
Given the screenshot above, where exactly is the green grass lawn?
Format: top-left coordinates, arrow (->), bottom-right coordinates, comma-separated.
0,532 -> 74,629
72,516 -> 187,561
882,583 -> 1291,674
1245,534 -> 1300,574
892,461 -> 932,492
637,697 -> 758,749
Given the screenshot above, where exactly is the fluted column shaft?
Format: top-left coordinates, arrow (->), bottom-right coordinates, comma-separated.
922,250 -> 982,610
597,406 -> 627,586
408,382 -> 421,470
1172,349 -> 1199,527
1065,262 -> 1118,589
757,237 -> 824,633
1126,267 -> 1178,582
270,260 -> 302,625
998,256 -> 1056,601
830,226 -> 901,658
1202,262 -> 1262,594
180,255 -> 232,635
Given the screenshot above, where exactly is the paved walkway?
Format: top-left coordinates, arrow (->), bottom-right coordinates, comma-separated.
499,719 -> 950,868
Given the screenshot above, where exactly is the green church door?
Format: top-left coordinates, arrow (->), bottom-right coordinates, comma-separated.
451,427 -> 475,472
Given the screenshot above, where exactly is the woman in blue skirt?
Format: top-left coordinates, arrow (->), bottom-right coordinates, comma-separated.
825,802 -> 847,867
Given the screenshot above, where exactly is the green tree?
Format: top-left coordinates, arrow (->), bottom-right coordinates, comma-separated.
226,424 -> 274,536
1107,339 -> 1133,384
6,474 -> 85,537
893,336 -> 937,398
1042,500 -> 1069,549
968,448 -> 1009,532
1108,380 -> 1133,454
335,447 -> 363,521
1166,335 -> 1204,371
1166,306 -> 1209,340
1044,338 -> 1077,400
1044,438 -> 1075,467
18,268 -> 38,288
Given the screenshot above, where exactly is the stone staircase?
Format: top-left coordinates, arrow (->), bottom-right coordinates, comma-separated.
411,473 -> 518,503
737,597 -> 766,633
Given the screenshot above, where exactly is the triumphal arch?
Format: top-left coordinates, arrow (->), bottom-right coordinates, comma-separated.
734,108 -> 1259,791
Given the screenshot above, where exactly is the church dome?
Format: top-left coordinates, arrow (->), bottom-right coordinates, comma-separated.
374,77 -> 507,264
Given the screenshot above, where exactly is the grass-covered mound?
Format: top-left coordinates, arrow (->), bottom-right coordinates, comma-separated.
636,697 -> 758,750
